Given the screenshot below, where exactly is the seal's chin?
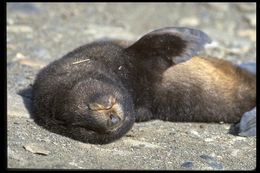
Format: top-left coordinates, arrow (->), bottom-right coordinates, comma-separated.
73,117 -> 127,135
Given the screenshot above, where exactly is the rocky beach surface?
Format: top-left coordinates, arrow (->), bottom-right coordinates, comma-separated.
7,3 -> 256,170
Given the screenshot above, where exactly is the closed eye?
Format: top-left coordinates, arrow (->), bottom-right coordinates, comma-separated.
88,102 -> 116,111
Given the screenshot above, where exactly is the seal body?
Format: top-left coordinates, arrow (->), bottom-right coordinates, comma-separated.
151,56 -> 256,123
32,27 -> 256,143
32,27 -> 212,144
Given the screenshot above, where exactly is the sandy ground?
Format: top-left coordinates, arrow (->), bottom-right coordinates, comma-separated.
7,3 -> 256,170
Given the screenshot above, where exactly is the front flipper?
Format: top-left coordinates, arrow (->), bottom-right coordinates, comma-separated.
126,27 -> 212,64
238,107 -> 256,137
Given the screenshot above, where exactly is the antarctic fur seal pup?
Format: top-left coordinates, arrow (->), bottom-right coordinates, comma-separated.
32,27 -> 211,144
32,27 -> 256,144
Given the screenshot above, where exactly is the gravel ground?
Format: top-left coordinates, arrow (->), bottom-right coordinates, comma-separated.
7,3 -> 256,170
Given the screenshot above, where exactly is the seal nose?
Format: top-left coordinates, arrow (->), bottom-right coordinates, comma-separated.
109,113 -> 121,126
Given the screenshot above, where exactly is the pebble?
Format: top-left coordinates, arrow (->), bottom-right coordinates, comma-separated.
204,138 -> 214,142
189,130 -> 201,138
23,143 -> 50,156
7,25 -> 33,33
26,119 -> 34,123
181,161 -> 193,169
18,59 -> 46,68
179,17 -> 200,27
200,154 -> 224,170
14,52 -> 26,60
231,149 -> 240,157
204,41 -> 220,49
124,139 -> 162,149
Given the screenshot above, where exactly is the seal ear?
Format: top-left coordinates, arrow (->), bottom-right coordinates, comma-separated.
126,27 -> 212,64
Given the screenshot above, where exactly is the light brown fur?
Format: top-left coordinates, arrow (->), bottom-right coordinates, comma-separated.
155,56 -> 256,123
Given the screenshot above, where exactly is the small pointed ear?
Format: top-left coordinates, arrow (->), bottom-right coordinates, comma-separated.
126,27 -> 212,64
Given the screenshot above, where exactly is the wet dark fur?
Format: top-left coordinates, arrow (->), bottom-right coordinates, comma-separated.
32,39 -> 175,144
32,42 -> 138,144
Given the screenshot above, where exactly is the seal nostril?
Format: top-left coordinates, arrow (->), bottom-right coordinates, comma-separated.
110,114 -> 120,125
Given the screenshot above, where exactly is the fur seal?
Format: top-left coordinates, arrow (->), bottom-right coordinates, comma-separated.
32,27 -> 255,144
32,27 -> 210,144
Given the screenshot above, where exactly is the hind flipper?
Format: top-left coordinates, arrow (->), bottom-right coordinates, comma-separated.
126,27 -> 212,65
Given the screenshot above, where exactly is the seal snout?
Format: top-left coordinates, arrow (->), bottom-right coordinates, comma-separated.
108,112 -> 121,126
87,95 -> 125,132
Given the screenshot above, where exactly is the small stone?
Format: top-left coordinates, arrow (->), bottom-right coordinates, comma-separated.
189,130 -> 200,138
125,134 -> 135,137
223,125 -> 231,130
7,25 -> 33,33
41,138 -> 51,143
204,41 -> 221,49
179,17 -> 200,27
124,138 -> 162,149
26,119 -> 34,123
200,154 -> 224,170
15,53 -> 26,60
18,59 -> 46,68
181,161 -> 193,169
23,143 -> 50,155
204,138 -> 214,142
231,149 -> 240,157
